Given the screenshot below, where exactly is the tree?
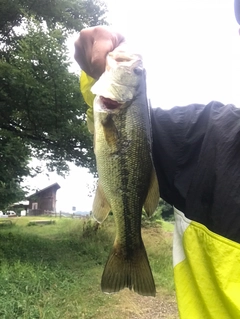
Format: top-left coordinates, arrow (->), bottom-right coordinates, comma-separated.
0,131 -> 30,209
160,199 -> 174,221
0,0 -> 107,207
0,0 -> 106,42
1,22 -> 94,172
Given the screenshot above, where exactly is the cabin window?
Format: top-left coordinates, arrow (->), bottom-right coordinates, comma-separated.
32,202 -> 38,210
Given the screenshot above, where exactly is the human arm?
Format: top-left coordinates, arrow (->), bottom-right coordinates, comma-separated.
151,101 -> 240,242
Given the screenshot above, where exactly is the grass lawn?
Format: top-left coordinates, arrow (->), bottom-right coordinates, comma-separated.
0,216 -> 178,319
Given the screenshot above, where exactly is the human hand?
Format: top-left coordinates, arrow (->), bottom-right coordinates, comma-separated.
74,26 -> 125,79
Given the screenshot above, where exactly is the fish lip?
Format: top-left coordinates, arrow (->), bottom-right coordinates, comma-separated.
100,96 -> 122,110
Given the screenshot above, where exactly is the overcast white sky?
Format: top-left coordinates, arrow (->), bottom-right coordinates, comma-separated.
105,0 -> 240,108
24,0 -> 240,212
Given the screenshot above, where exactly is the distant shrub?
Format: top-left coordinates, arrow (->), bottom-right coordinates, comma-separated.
82,219 -> 100,238
142,198 -> 174,227
27,220 -> 56,226
161,200 -> 174,221
0,220 -> 13,228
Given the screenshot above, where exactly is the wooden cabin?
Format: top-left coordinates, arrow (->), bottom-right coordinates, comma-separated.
27,183 -> 60,216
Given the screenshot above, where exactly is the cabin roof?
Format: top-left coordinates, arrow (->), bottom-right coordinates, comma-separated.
27,183 -> 60,199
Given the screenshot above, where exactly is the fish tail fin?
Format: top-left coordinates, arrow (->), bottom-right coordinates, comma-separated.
101,244 -> 156,297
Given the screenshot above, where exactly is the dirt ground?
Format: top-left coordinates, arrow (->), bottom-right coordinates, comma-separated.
111,289 -> 179,319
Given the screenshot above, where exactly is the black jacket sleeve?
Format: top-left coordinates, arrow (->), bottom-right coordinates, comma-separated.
151,101 -> 240,242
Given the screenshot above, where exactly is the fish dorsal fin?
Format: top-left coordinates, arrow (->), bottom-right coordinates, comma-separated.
144,168 -> 160,216
92,181 -> 111,223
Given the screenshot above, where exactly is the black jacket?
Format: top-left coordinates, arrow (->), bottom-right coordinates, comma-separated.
151,101 -> 240,242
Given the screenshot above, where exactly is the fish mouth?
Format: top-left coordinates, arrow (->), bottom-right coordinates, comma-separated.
100,96 -> 122,110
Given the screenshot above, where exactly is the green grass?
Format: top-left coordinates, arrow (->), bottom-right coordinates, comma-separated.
161,220 -> 175,232
0,216 -> 176,319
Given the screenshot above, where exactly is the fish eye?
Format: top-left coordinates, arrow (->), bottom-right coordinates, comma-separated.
133,67 -> 143,75
115,56 -> 132,62
115,57 -> 126,62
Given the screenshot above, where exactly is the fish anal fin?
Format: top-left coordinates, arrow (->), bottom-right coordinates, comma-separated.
101,243 -> 156,297
144,168 -> 160,216
92,182 -> 111,223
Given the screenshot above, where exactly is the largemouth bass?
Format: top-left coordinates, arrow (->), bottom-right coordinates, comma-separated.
91,49 -> 159,297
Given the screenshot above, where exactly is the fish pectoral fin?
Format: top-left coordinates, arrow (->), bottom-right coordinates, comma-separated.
92,181 -> 111,223
101,243 -> 156,297
102,114 -> 119,147
144,168 -> 160,216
